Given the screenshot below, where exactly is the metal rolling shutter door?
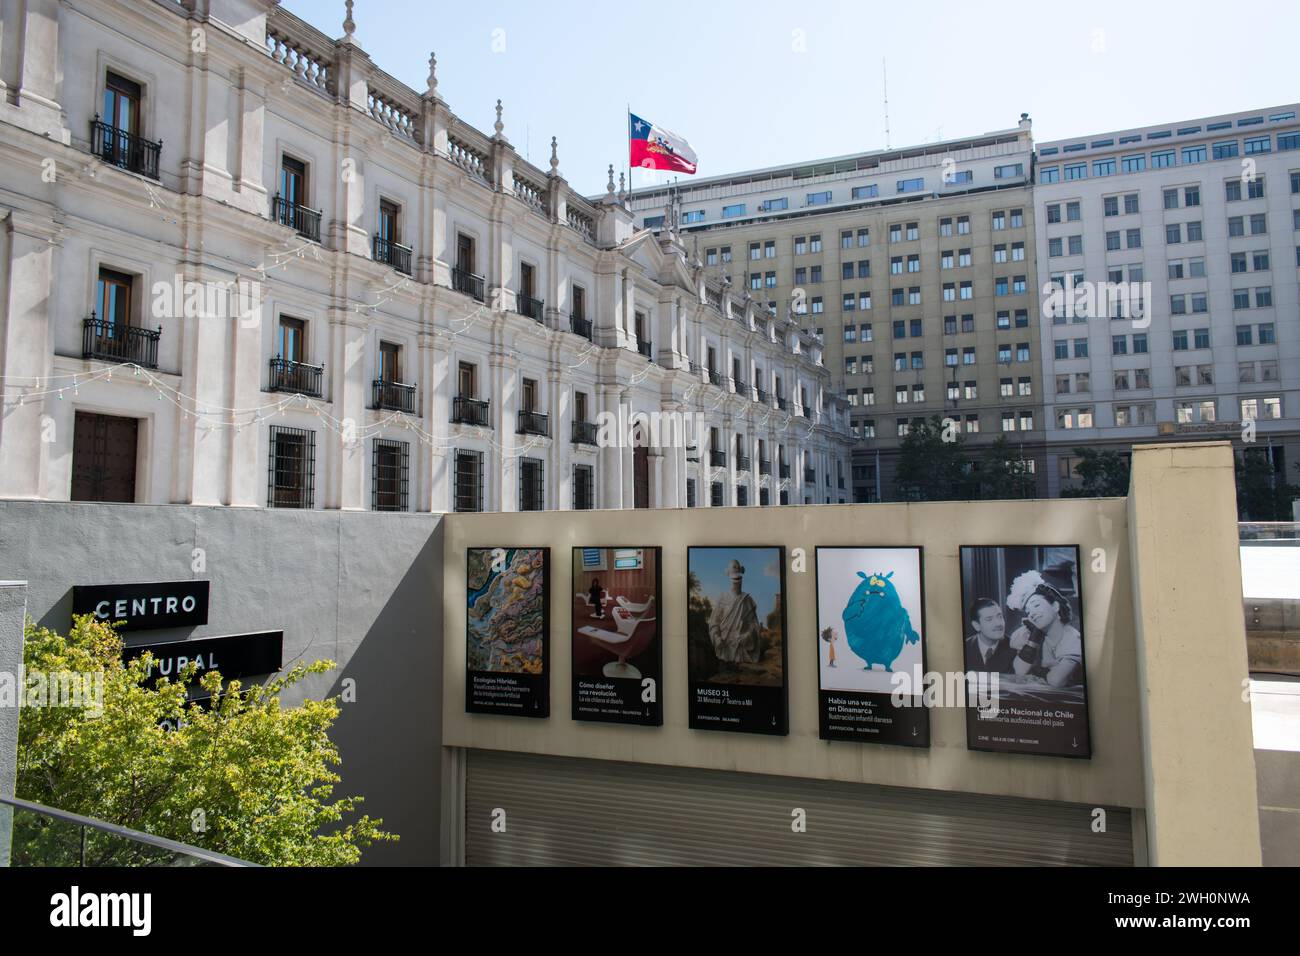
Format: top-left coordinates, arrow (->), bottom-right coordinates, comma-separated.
464,749 -> 1133,867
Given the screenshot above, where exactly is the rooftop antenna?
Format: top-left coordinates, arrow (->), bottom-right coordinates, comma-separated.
882,58 -> 891,150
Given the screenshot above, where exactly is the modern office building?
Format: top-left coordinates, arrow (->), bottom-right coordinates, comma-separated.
0,0 -> 853,512
1033,105 -> 1300,496
629,120 -> 1047,501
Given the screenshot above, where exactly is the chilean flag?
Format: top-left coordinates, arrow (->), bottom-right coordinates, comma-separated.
629,112 -> 698,175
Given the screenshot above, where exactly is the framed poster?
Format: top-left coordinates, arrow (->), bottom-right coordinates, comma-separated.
465,547 -> 550,718
571,546 -> 663,726
814,547 -> 929,746
686,546 -> 788,736
958,545 -> 1092,758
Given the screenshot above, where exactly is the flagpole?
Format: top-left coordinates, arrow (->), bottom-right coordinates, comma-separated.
626,103 -> 632,211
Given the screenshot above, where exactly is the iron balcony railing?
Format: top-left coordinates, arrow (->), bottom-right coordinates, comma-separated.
637,339 -> 653,359
805,468 -> 817,483
709,450 -> 726,467
453,396 -> 490,426
736,455 -> 751,472
373,235 -> 413,275
572,420 -> 598,445
759,460 -> 772,475
776,396 -> 789,411
838,477 -> 846,489
82,314 -> 160,368
571,314 -> 593,340
453,267 -> 485,302
372,379 -> 417,414
272,195 -> 321,242
518,294 -> 545,322
756,388 -> 769,404
1,794 -> 254,867
90,117 -> 161,180
517,409 -> 550,437
779,463 -> 791,479
708,369 -> 723,387
733,378 -> 748,396
269,357 -> 324,397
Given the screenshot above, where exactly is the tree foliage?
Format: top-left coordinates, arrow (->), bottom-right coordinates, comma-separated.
893,416 -> 1036,501
1059,447 -> 1131,498
16,615 -> 396,866
1234,448 -> 1300,521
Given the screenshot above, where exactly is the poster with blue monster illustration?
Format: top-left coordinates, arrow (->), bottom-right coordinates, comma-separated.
815,547 -> 929,746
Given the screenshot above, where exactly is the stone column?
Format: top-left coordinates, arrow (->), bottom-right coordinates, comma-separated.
0,211 -> 58,499
1127,441 -> 1262,865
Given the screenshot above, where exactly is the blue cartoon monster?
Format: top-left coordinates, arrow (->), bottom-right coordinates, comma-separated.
842,570 -> 920,671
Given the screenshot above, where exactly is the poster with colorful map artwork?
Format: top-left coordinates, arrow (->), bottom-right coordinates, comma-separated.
465,547 -> 550,718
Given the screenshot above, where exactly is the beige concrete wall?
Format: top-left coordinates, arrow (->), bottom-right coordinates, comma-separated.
442,496 -> 1145,809
1128,441 -> 1261,865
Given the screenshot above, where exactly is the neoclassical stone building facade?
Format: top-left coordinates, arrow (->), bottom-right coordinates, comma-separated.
0,0 -> 853,511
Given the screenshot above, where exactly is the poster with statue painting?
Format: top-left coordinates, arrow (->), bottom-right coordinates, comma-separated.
686,546 -> 788,736
958,545 -> 1092,758
814,547 -> 930,746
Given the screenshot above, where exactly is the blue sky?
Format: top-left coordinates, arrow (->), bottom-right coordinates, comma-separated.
690,547 -> 783,619
285,0 -> 1299,196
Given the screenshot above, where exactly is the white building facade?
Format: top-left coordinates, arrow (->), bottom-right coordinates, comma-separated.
0,0 -> 853,512
1033,106 -> 1300,496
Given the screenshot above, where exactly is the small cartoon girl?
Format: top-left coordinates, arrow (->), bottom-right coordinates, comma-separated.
820,626 -> 839,668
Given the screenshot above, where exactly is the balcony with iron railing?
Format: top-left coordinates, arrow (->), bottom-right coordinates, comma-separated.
517,409 -> 550,437
452,396 -> 491,426
755,388 -> 769,404
518,294 -> 545,322
269,357 -> 324,397
732,378 -> 748,397
570,314 -> 593,340
372,379 -> 417,414
736,455 -> 752,472
572,420 -> 598,445
373,235 -> 413,275
453,267 -> 485,302
708,369 -> 723,387
81,314 -> 161,368
90,117 -> 161,180
709,450 -> 726,467
779,463 -> 791,479
805,468 -> 817,483
272,195 -> 322,242
759,460 -> 772,476
776,396 -> 789,411
636,339 -> 653,359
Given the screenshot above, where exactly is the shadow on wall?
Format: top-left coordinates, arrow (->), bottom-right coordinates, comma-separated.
327,521 -> 444,867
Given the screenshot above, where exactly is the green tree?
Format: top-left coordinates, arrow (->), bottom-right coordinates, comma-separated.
974,435 -> 1038,500
1234,448 -> 1300,521
894,416 -> 973,501
16,615 -> 395,866
1059,447 -> 1131,497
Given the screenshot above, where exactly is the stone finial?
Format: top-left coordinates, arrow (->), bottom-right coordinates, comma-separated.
494,99 -> 504,136
426,52 -> 438,96
343,0 -> 356,38
618,172 -> 626,200
606,164 -> 616,196
549,136 -> 559,175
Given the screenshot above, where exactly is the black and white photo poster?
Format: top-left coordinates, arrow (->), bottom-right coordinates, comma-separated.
959,545 -> 1092,758
815,547 -> 929,746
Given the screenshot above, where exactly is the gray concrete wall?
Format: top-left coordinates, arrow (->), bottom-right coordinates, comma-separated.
0,502 -> 442,866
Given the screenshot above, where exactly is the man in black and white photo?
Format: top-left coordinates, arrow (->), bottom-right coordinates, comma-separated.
964,597 -> 1015,673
